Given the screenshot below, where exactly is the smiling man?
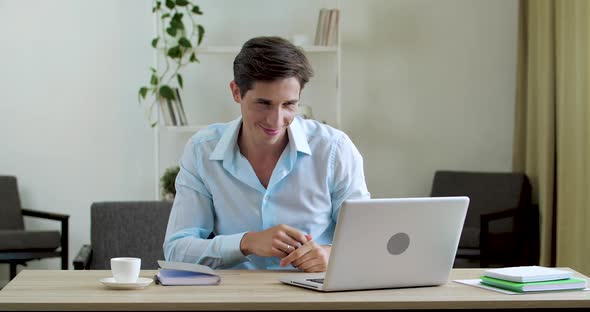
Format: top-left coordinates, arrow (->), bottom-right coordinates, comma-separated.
164,36 -> 370,272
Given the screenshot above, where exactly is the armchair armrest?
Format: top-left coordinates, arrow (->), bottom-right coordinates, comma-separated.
22,208 -> 69,221
480,207 -> 519,225
22,208 -> 69,270
73,244 -> 93,270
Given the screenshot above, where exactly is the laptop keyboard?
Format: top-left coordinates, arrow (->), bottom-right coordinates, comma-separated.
306,278 -> 325,284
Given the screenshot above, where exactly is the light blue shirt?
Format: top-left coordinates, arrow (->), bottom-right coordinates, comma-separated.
164,116 -> 370,270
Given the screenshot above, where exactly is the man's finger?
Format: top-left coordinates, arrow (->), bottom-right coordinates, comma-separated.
292,250 -> 315,267
277,232 -> 303,250
271,247 -> 288,258
297,257 -> 323,271
272,238 -> 293,254
303,263 -> 326,273
280,244 -> 311,266
281,225 -> 309,245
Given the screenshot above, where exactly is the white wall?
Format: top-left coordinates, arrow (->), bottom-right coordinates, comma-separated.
0,0 -> 517,284
342,0 -> 517,197
0,0 -> 154,283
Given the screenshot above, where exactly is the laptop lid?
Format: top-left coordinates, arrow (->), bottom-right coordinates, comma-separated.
281,196 -> 468,292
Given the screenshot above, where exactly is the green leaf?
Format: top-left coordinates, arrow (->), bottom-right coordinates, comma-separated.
170,18 -> 184,30
159,85 -> 175,101
150,74 -> 158,85
151,121 -> 158,128
178,37 -> 191,48
197,25 -> 205,45
167,46 -> 181,58
191,5 -> 202,15
177,74 -> 184,89
166,27 -> 177,37
150,67 -> 157,73
151,37 -> 159,48
156,1 -> 161,9
172,12 -> 183,21
161,13 -> 170,19
189,52 -> 199,63
176,0 -> 189,6
139,87 -> 148,100
165,0 -> 175,9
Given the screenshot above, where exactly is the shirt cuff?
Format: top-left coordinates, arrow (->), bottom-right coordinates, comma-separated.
220,231 -> 250,267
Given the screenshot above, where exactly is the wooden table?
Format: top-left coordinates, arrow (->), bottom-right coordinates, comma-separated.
0,269 -> 589,311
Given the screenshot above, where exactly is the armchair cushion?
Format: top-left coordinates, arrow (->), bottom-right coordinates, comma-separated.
0,230 -> 60,250
456,248 -> 480,257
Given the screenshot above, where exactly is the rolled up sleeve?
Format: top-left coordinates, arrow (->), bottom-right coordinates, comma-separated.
163,139 -> 250,269
329,134 -> 371,222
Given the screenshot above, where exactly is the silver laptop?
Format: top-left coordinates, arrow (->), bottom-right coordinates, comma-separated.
279,196 -> 469,292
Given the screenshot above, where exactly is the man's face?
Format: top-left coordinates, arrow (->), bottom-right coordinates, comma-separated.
231,77 -> 300,147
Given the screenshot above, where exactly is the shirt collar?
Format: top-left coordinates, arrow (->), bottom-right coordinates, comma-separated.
288,116 -> 312,156
209,116 -> 312,161
209,117 -> 242,161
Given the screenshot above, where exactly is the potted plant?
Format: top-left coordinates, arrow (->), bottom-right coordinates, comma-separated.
138,0 -> 205,127
160,165 -> 180,201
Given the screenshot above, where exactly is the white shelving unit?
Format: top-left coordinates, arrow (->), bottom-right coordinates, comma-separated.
153,0 -> 341,199
163,125 -> 206,133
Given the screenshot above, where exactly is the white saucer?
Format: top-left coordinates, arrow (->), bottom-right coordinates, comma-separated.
99,277 -> 153,290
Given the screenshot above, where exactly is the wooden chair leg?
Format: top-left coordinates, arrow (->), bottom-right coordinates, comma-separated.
61,217 -> 69,270
61,252 -> 68,270
9,263 -> 17,280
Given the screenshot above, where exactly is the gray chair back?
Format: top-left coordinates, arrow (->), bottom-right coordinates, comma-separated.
0,176 -> 25,230
90,201 -> 173,269
431,171 -> 531,249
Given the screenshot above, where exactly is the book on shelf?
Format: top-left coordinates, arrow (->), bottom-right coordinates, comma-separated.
327,9 -> 339,46
484,266 -> 573,283
174,88 -> 188,126
314,8 -> 339,46
314,9 -> 327,45
480,275 -> 587,293
159,98 -> 175,126
170,98 -> 183,126
156,260 -> 221,286
159,89 -> 189,127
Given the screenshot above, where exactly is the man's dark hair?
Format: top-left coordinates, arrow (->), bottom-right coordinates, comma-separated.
233,36 -> 314,97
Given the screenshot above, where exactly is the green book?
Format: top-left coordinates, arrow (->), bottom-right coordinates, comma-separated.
480,276 -> 587,293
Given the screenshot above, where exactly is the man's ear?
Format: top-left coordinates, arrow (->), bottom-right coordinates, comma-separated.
229,80 -> 242,103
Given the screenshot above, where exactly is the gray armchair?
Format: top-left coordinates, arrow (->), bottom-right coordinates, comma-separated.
431,170 -> 540,268
73,201 -> 173,270
0,176 -> 69,279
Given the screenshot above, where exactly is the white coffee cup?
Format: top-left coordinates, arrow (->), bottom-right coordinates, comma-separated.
110,257 -> 141,283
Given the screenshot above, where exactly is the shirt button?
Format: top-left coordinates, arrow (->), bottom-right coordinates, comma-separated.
264,195 -> 270,200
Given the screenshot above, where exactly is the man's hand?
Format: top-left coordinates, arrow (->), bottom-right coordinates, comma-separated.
240,224 -> 309,258
280,235 -> 331,272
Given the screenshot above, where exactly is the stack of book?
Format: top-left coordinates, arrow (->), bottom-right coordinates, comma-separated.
156,260 -> 220,286
314,8 -> 339,46
480,266 -> 587,293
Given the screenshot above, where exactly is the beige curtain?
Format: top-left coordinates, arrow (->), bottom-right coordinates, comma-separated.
514,0 -> 590,275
